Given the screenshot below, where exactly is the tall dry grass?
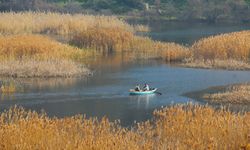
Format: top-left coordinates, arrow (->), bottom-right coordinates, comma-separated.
203,83 -> 250,104
70,27 -> 133,52
0,34 -> 89,61
0,12 -> 188,62
182,59 -> 250,70
0,60 -> 89,78
71,28 -> 190,61
0,12 -> 134,35
0,104 -> 249,149
192,31 -> 250,61
0,34 -> 91,78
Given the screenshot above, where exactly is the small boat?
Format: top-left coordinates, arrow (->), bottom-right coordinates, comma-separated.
129,88 -> 157,95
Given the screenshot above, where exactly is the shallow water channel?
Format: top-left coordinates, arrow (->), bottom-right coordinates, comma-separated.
1,60 -> 250,125
1,22 -> 250,126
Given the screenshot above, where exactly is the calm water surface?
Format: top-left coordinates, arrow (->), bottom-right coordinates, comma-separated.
1,22 -> 250,126
134,21 -> 250,44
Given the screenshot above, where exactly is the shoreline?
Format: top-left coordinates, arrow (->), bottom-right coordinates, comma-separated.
183,82 -> 250,105
122,15 -> 250,24
168,59 -> 250,71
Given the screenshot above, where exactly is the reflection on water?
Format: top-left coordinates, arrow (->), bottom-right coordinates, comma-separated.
130,94 -> 156,109
20,78 -> 81,92
1,94 -> 15,101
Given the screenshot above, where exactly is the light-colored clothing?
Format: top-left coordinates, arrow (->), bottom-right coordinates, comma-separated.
143,84 -> 150,91
135,85 -> 140,91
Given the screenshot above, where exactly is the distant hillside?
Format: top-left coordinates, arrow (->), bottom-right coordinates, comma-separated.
0,0 -> 250,23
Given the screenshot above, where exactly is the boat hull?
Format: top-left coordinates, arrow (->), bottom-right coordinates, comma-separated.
129,88 -> 157,95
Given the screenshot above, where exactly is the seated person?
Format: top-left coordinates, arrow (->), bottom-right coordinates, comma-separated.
143,84 -> 150,91
135,85 -> 141,91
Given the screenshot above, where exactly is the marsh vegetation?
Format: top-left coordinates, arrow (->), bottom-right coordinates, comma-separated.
202,83 -> 250,104
0,104 -> 249,150
183,30 -> 250,70
0,34 -> 90,78
0,12 -> 191,78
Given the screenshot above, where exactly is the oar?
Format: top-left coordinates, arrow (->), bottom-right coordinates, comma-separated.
155,91 -> 162,95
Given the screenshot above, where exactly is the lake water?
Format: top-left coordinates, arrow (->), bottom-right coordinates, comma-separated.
1,22 -> 250,126
133,21 -> 250,44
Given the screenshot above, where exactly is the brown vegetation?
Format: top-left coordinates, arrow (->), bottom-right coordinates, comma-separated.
192,31 -> 250,61
1,12 -> 250,71
71,27 -> 190,61
70,27 -> 134,52
0,34 -> 88,61
182,31 -> 250,70
0,104 -> 249,149
203,83 -> 250,104
0,60 -> 89,78
0,34 -> 90,78
0,12 -> 137,35
0,12 -> 190,63
182,59 -> 250,70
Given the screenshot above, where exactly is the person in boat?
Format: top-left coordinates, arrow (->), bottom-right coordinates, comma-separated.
135,84 -> 141,91
143,83 -> 150,91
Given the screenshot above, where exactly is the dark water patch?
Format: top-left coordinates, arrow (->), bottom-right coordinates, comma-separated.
133,21 -> 250,44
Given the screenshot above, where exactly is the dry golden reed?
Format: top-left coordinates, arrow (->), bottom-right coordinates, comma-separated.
0,34 -> 89,61
0,12 -> 134,35
126,36 -> 190,60
71,28 -> 190,61
0,104 -> 249,149
0,12 -> 189,62
0,34 -> 91,78
192,31 -> 250,61
203,83 -> 250,104
0,59 -> 89,78
71,27 -> 134,52
182,59 -> 250,70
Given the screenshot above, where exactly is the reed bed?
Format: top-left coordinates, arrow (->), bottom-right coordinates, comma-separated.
0,34 -> 89,61
192,31 -> 250,61
180,31 -> 250,70
154,41 -> 190,62
70,27 -> 134,52
129,36 -> 190,60
0,59 -> 89,78
203,84 -> 250,104
0,104 -> 249,149
0,34 -> 91,78
71,28 -> 190,61
0,12 -> 189,62
182,59 -> 250,70
0,12 -> 134,35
